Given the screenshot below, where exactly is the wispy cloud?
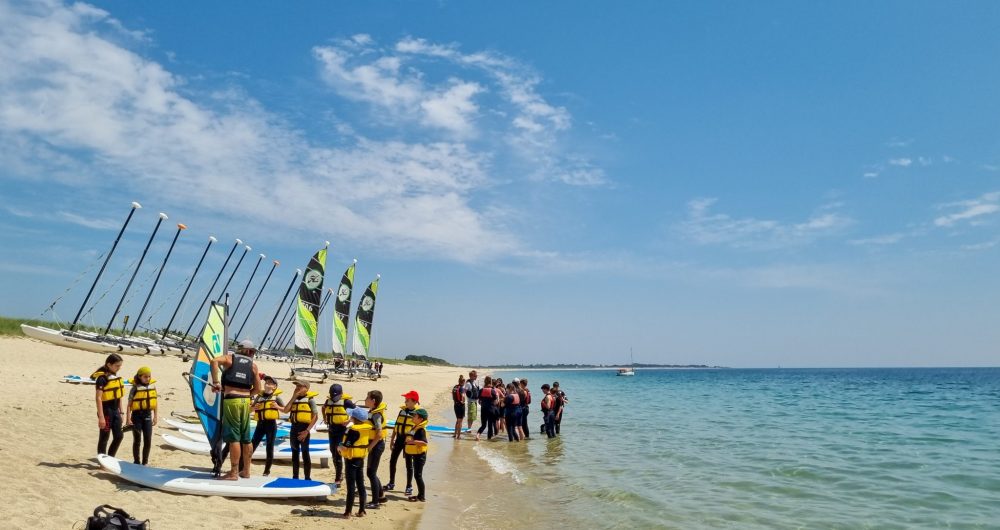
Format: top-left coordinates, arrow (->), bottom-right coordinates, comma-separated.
885,137 -> 913,148
933,192 -> 1000,227
848,233 -> 905,246
0,1 -> 608,264
889,158 -> 913,167
58,211 -> 121,230
678,198 -> 853,250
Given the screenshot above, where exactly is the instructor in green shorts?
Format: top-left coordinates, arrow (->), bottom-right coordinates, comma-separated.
210,339 -> 261,480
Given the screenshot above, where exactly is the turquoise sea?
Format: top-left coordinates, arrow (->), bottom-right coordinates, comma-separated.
421,368 -> 1000,529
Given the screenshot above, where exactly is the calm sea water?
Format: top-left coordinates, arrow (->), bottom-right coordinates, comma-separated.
420,368 -> 1000,529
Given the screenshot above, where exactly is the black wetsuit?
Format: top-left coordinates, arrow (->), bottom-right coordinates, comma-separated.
342,428 -> 367,514
96,375 -> 123,457
410,426 -> 428,501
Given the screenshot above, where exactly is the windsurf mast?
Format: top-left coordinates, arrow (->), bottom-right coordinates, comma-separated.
130,222 -> 187,336
161,235 -> 216,340
232,259 -> 279,341
104,212 -> 167,336
182,239 -> 241,340
293,242 -> 329,355
259,268 -> 300,348
68,202 -> 142,332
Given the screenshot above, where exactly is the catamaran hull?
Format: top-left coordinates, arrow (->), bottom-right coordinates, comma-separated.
20,325 -> 149,355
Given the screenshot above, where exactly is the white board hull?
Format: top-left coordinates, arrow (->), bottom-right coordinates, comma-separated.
98,454 -> 333,498
161,433 -> 333,460
21,325 -> 148,355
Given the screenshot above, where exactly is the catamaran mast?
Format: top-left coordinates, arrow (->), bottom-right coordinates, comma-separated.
129,223 -> 187,336
230,253 -> 265,323
259,268 -> 300,348
266,292 -> 298,350
215,244 -> 252,302
68,202 -> 142,332
161,235 -> 216,340
104,212 -> 167,336
182,238 -> 241,340
232,259 -> 279,342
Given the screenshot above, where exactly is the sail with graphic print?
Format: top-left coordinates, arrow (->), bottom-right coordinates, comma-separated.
293,243 -> 328,355
184,298 -> 228,475
330,259 -> 356,358
351,275 -> 380,360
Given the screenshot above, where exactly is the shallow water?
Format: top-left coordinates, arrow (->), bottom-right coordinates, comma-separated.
421,368 -> 1000,529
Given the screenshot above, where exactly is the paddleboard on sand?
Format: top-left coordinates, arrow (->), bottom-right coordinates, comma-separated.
97,454 -> 333,498
162,433 -> 333,460
386,419 -> 470,434
165,418 -> 292,438
178,429 -> 327,446
62,375 -> 132,386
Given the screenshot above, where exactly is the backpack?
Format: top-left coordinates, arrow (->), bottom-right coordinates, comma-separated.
85,505 -> 149,530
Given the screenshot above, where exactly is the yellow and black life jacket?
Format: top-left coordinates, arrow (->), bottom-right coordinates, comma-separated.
341,421 -> 373,459
130,379 -> 158,411
393,405 -> 416,435
253,389 -> 283,421
368,401 -> 388,439
91,369 -> 124,403
404,420 -> 430,455
290,391 -> 318,424
322,393 -> 352,426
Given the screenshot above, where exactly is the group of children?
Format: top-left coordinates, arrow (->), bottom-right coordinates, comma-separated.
91,353 -> 430,518
452,371 -> 568,441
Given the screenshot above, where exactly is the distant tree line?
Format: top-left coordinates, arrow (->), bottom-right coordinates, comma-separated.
403,354 -> 453,366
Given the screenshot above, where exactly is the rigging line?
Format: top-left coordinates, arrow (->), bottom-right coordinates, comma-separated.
40,250 -> 107,317
138,273 -> 192,330
79,256 -> 140,322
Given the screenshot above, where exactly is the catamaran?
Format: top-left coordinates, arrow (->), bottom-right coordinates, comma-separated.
617,348 -> 636,376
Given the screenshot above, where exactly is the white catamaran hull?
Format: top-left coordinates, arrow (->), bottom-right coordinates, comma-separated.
20,325 -> 149,355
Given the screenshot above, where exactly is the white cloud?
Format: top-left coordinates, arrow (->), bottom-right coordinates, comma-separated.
889,158 -> 913,167
863,171 -> 879,178
934,192 -> 1000,227
679,198 -> 853,249
0,0 -> 527,263
59,211 -> 121,230
849,233 -> 904,246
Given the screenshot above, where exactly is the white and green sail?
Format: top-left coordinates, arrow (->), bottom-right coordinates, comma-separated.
293,243 -> 328,355
330,260 -> 356,358
351,274 -> 380,359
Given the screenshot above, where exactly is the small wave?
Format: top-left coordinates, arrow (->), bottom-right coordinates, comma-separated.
473,444 -> 526,484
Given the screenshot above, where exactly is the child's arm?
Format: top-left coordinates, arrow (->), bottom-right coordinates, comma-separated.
95,386 -> 105,429
306,399 -> 319,431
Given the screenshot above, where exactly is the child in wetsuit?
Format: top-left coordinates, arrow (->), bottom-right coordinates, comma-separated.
340,406 -> 374,518
282,380 -> 319,480
93,353 -> 125,457
405,408 -> 429,502
126,366 -> 157,465
251,375 -> 284,476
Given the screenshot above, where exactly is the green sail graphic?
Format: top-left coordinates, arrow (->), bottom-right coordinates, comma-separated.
351,275 -> 379,359
293,244 -> 328,354
331,260 -> 355,357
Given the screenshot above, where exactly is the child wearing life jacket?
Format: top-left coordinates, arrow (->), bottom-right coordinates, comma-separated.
384,390 -> 419,497
518,378 -> 531,440
476,376 -> 497,441
125,366 -> 157,465
503,382 -> 522,442
282,380 -> 319,480
251,375 -> 285,476
93,353 -> 125,457
364,390 -> 388,510
321,383 -> 355,486
453,374 -> 466,439
339,406 -> 374,518
405,408 -> 429,502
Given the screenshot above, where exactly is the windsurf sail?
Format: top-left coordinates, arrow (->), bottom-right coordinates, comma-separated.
351,275 -> 380,359
187,300 -> 227,473
293,244 -> 328,355
330,260 -> 356,358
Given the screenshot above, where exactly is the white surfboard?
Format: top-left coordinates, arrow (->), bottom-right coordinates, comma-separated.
61,375 -> 132,386
165,418 -> 294,438
161,433 -> 333,460
97,454 -> 333,498
177,429 -> 328,447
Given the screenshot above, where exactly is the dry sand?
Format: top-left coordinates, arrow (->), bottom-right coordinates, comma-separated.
0,337 -> 470,529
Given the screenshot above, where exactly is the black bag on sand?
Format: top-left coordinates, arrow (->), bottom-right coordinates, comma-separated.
86,505 -> 149,530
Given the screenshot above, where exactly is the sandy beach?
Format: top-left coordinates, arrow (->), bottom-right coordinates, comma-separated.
0,336 -> 470,529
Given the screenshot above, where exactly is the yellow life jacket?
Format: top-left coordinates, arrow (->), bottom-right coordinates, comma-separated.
404,420 -> 430,455
91,369 -> 124,402
322,393 -> 352,426
290,391 -> 318,424
253,389 -> 283,421
341,421 -> 373,459
130,379 -> 158,411
393,404 -> 417,435
369,401 -> 388,439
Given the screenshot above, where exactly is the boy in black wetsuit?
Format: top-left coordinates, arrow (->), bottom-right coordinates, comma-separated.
250,376 -> 284,476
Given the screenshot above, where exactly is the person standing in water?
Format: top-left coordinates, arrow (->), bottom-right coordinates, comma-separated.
210,339 -> 262,480
452,374 -> 466,439
503,382 -> 522,442
250,375 -> 284,476
405,408 -> 429,502
476,376 -> 497,441
125,366 -> 157,465
282,380 -> 319,480
540,384 -> 556,438
321,383 -> 354,486
518,378 -> 531,440
93,353 -> 125,457
463,370 -> 480,431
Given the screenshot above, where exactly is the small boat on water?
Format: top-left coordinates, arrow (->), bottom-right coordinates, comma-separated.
616,347 -> 636,376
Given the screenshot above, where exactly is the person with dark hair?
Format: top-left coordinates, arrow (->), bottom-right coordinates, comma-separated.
93,353 -> 125,456
504,382 -> 522,442
452,374 -> 466,439
476,376 -> 497,441
552,382 -> 567,435
322,383 -> 354,486
405,408 -> 429,502
282,380 -> 319,480
210,339 -> 262,480
250,375 -> 284,476
463,370 -> 480,430
365,389 -> 388,509
540,384 -> 556,438
126,366 -> 157,465
340,406 -> 374,518
518,378 -> 531,440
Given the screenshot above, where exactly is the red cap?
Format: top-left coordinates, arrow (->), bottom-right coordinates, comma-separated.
402,390 -> 420,402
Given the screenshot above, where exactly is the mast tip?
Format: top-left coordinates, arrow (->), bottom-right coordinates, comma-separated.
259,254 -> 266,259
178,223 -> 187,230
295,268 -> 302,274
158,213 -> 168,220
353,258 -> 358,263
209,236 -> 217,242
131,202 -> 142,209
273,260 -> 280,265
376,274 -> 381,279
235,238 -> 243,244
245,246 -> 252,251
324,240 -> 330,247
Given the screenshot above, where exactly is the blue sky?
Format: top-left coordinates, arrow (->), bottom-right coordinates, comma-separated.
2,0 -> 999,367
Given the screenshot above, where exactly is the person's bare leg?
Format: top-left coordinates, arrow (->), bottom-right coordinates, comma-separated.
219,442 -> 240,480
239,443 -> 252,478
